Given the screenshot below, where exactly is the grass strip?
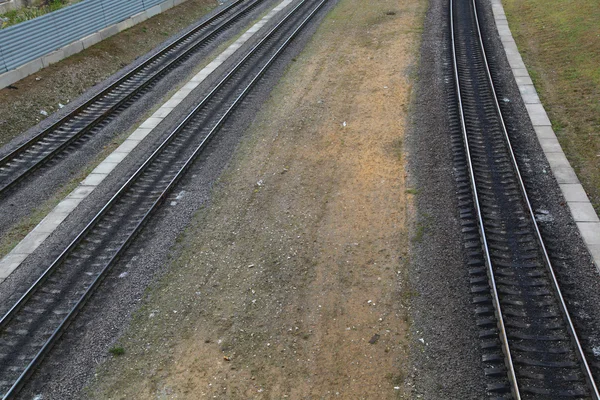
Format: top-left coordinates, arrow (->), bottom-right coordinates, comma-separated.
503,0 -> 600,212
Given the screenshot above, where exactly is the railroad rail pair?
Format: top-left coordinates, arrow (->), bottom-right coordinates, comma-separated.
450,0 -> 599,398
0,0 -> 329,397
0,0 -> 266,197
0,0 -> 598,397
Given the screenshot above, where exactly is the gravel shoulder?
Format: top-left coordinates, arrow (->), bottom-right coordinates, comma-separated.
408,0 -> 600,397
405,0 -> 486,397
85,0 -> 426,397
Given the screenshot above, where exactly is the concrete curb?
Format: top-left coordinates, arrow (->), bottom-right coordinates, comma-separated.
0,0 -> 188,90
491,0 -> 600,268
0,0 -> 294,284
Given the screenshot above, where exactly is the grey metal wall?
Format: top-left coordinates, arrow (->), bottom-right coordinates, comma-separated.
0,0 -> 167,73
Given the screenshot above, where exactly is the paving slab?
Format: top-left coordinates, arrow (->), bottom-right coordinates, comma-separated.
66,186 -> 96,199
570,202 -> 600,223
534,125 -> 555,139
552,166 -> 580,184
560,184 -> 588,203
139,117 -> 165,130
518,84 -> 541,104
91,162 -> 120,175
538,137 -> 562,153
525,103 -> 552,126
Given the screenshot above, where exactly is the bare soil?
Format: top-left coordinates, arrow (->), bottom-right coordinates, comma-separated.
86,0 -> 425,397
0,0 -> 217,147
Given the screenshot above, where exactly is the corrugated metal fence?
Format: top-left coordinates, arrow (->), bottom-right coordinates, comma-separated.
0,0 -> 167,73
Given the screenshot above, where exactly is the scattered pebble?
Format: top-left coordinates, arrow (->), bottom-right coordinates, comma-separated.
369,334 -> 380,344
535,212 -> 553,222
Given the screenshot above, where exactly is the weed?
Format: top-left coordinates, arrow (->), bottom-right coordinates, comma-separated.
405,188 -> 419,195
411,212 -> 432,243
0,0 -> 71,29
390,137 -> 404,161
411,222 -> 425,243
109,346 -> 125,356
385,372 -> 405,385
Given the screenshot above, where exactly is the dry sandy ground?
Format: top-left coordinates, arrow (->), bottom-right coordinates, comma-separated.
87,0 -> 425,397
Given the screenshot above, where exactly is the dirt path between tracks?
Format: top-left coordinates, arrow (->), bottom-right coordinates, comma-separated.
87,0 -> 425,397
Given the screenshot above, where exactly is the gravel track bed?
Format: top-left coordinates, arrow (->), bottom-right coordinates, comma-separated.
406,0 -> 486,397
477,0 -> 600,384
0,0 -> 278,240
8,0 -> 337,397
408,0 -> 600,397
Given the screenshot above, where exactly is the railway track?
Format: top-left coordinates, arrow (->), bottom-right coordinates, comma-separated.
0,0 -> 328,397
449,0 -> 600,398
0,0 -> 269,198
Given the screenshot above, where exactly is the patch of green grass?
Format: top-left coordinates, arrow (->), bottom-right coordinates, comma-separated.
405,188 -> 419,195
0,0 -> 74,29
391,137 -> 404,161
411,213 -> 432,243
503,0 -> 600,212
386,371 -> 405,385
108,346 -> 125,356
411,222 -> 425,243
401,289 -> 419,302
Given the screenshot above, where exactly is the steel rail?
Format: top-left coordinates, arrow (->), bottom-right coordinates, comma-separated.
469,0 -> 600,397
449,0 -> 520,397
0,0 -> 263,197
0,0 -> 327,397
